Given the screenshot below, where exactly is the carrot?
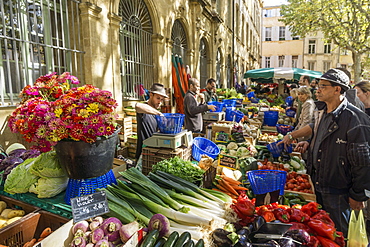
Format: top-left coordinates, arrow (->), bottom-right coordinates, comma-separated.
218,179 -> 239,196
23,239 -> 36,247
221,175 -> 241,185
40,227 -> 52,238
230,185 -> 248,191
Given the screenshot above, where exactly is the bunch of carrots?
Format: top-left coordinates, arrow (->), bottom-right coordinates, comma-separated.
213,174 -> 248,199
22,227 -> 52,247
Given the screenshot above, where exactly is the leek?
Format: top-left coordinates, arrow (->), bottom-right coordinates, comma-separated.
201,188 -> 233,203
108,184 -> 211,226
155,170 -> 225,205
119,168 -> 183,210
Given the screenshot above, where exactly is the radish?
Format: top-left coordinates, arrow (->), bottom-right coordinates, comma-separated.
148,214 -> 170,238
100,217 -> 122,242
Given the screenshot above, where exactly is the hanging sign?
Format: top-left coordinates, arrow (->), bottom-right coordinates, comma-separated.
70,191 -> 109,222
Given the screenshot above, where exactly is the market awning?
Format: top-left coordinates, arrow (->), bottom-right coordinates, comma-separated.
244,67 -> 322,82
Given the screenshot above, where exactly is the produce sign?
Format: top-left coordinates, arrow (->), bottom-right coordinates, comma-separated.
70,191 -> 109,222
218,154 -> 238,170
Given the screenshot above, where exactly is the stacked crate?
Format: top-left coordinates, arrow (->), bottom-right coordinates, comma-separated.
117,117 -> 133,143
126,136 -> 137,159
142,146 -> 192,175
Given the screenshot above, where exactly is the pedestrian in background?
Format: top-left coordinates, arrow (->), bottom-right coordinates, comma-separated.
294,86 -> 315,141
280,68 -> 370,237
184,78 -> 216,133
354,80 -> 370,116
202,78 -> 218,103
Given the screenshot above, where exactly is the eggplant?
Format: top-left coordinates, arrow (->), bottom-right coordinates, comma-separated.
278,237 -> 296,247
211,228 -> 233,247
266,240 -> 281,247
252,216 -> 266,232
237,227 -> 252,238
283,229 -> 310,245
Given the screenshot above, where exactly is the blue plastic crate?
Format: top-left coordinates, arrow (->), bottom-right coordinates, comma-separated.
267,140 -> 293,158
247,169 -> 287,195
155,113 -> 185,134
225,110 -> 245,122
286,108 -> 296,118
192,137 -> 220,161
208,101 -> 224,112
65,169 -> 117,205
264,111 -> 279,126
276,124 -> 294,135
223,99 -> 237,107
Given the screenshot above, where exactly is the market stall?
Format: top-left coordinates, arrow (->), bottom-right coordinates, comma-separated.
0,72 -> 359,247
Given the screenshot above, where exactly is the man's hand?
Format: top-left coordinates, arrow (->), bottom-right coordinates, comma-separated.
349,197 -> 365,211
208,105 -> 216,112
294,141 -> 309,153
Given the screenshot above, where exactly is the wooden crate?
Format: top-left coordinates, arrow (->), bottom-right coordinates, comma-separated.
142,146 -> 192,175
285,175 -> 316,202
0,210 -> 68,247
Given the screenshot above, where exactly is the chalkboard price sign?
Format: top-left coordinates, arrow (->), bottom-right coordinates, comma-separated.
71,191 -> 109,222
218,154 -> 238,170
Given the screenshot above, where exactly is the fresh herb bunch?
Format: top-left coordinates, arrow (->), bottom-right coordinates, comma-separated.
152,156 -> 205,184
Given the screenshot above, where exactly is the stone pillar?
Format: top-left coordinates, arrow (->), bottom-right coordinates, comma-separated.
78,2 -> 102,86
108,12 -> 123,112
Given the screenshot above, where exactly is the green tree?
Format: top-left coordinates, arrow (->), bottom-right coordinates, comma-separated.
280,0 -> 370,82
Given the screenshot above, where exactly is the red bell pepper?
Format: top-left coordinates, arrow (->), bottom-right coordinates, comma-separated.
301,202 -> 321,216
261,210 -> 276,222
307,219 -> 339,241
289,222 -> 315,235
272,208 -> 290,223
312,210 -> 335,227
232,193 -> 255,217
334,231 -> 345,247
287,208 -> 310,223
308,235 -> 320,247
316,236 -> 340,247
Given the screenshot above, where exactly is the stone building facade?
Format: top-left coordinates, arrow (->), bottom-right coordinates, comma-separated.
0,0 -> 262,119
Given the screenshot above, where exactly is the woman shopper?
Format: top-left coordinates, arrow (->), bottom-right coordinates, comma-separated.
294,86 -> 315,141
354,80 -> 370,116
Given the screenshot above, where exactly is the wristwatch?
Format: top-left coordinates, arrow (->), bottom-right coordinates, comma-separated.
287,132 -> 294,140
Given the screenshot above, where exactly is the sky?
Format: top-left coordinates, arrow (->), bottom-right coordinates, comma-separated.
263,0 -> 288,7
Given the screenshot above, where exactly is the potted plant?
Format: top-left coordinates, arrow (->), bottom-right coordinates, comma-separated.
8,72 -> 120,178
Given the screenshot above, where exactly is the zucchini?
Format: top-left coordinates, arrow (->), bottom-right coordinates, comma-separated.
174,231 -> 191,247
163,231 -> 179,247
154,237 -> 166,247
194,239 -> 204,247
140,229 -> 159,247
184,240 -> 194,247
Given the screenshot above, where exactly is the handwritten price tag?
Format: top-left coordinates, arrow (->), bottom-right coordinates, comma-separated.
70,191 -> 109,222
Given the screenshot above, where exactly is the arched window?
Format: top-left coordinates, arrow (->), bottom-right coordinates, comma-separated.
171,20 -> 188,65
199,38 -> 208,88
119,0 -> 154,99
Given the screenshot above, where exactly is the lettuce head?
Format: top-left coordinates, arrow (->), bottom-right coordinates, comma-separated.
30,151 -> 67,178
4,158 -> 39,194
29,176 -> 68,198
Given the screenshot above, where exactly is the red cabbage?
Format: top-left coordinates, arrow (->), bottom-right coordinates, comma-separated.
8,149 -> 27,158
0,157 -> 24,172
20,149 -> 41,160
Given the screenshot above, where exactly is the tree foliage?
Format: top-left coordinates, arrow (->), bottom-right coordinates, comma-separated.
280,0 -> 370,80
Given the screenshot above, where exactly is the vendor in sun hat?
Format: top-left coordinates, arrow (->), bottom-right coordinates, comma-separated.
135,83 -> 168,163
279,68 -> 370,237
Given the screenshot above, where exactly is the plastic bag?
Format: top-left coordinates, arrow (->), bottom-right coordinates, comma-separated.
347,209 -> 369,247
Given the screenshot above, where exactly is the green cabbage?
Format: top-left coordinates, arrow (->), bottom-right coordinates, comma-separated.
4,158 -> 39,194
30,151 -> 66,178
29,177 -> 68,198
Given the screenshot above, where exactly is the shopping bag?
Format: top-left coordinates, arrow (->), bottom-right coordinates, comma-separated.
347,209 -> 369,247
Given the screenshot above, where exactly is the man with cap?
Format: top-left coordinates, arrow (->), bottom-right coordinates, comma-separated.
184,78 -> 216,133
279,68 -> 370,236
135,83 -> 168,162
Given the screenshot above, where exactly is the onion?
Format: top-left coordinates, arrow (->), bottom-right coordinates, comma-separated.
100,217 -> 122,242
72,220 -> 89,234
119,221 -> 140,243
70,236 -> 86,247
92,228 -> 105,244
148,214 -> 170,238
95,239 -> 109,247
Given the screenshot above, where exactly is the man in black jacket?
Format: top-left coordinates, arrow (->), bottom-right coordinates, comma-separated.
280,68 -> 370,237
